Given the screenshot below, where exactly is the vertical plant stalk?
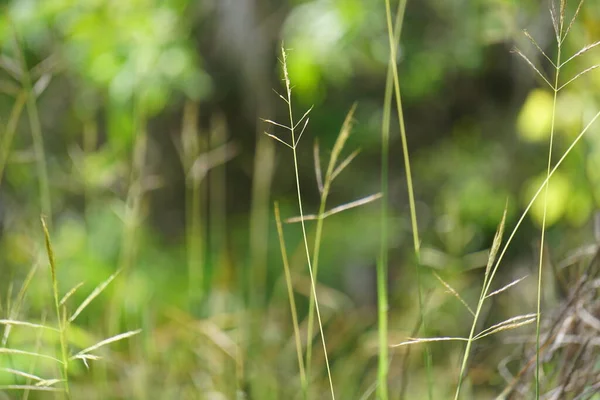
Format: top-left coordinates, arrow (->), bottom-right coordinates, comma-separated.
120,103 -> 148,275
82,120 -> 98,224
209,115 -> 228,297
304,105 -> 356,388
11,27 -> 52,223
109,100 -> 148,335
383,0 -> 432,398
247,89 -> 275,400
274,202 -> 307,395
0,92 -> 27,186
536,9 -> 564,399
41,217 -> 70,398
181,101 -> 205,308
380,2 -> 406,399
280,47 -> 336,399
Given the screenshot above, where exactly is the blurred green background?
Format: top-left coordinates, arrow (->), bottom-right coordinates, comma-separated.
1,0 -> 600,398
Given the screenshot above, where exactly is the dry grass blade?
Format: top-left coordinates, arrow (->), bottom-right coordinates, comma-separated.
523,30 -> 556,67
391,336 -> 469,347
474,313 -> 536,340
59,282 -> 85,306
274,202 -> 306,391
485,276 -> 528,299
576,306 -> 600,331
197,321 -> 238,360
0,385 -> 62,392
2,370 -> 63,388
264,132 -> 292,149
331,148 -> 361,182
286,193 -> 383,223
0,319 -> 58,331
70,269 -> 121,322
33,74 -> 52,97
563,0 -> 586,42
0,348 -> 63,364
1,368 -> 44,381
72,329 -> 142,359
314,139 -> 324,194
485,203 -> 508,286
72,354 -> 101,362
35,379 -> 62,387
432,272 -> 474,316
261,118 -> 291,131
561,40 -> 600,67
189,142 -> 239,181
558,64 -> 600,91
554,340 -> 589,400
512,48 -> 554,89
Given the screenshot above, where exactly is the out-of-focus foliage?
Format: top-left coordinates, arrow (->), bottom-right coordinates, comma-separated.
1,0 -> 600,398
3,0 -> 210,150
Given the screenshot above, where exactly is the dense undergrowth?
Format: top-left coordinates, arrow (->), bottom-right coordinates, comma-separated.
1,0 -> 600,399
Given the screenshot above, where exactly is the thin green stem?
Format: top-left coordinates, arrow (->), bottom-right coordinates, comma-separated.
383,0 -> 431,398
535,19 -> 562,400
186,178 -> 203,306
304,174 -> 331,388
280,48 -> 335,399
274,202 -> 307,396
11,25 -> 52,223
108,100 -> 147,336
0,92 -> 27,187
379,2 -> 407,399
181,102 -> 205,310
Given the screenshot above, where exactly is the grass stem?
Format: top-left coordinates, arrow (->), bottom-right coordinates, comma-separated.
383,0 -> 432,398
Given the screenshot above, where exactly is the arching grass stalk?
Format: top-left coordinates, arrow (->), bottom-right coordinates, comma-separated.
383,0 -> 432,398
264,47 -> 335,399
453,107 -> 600,399
380,1 -> 407,399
